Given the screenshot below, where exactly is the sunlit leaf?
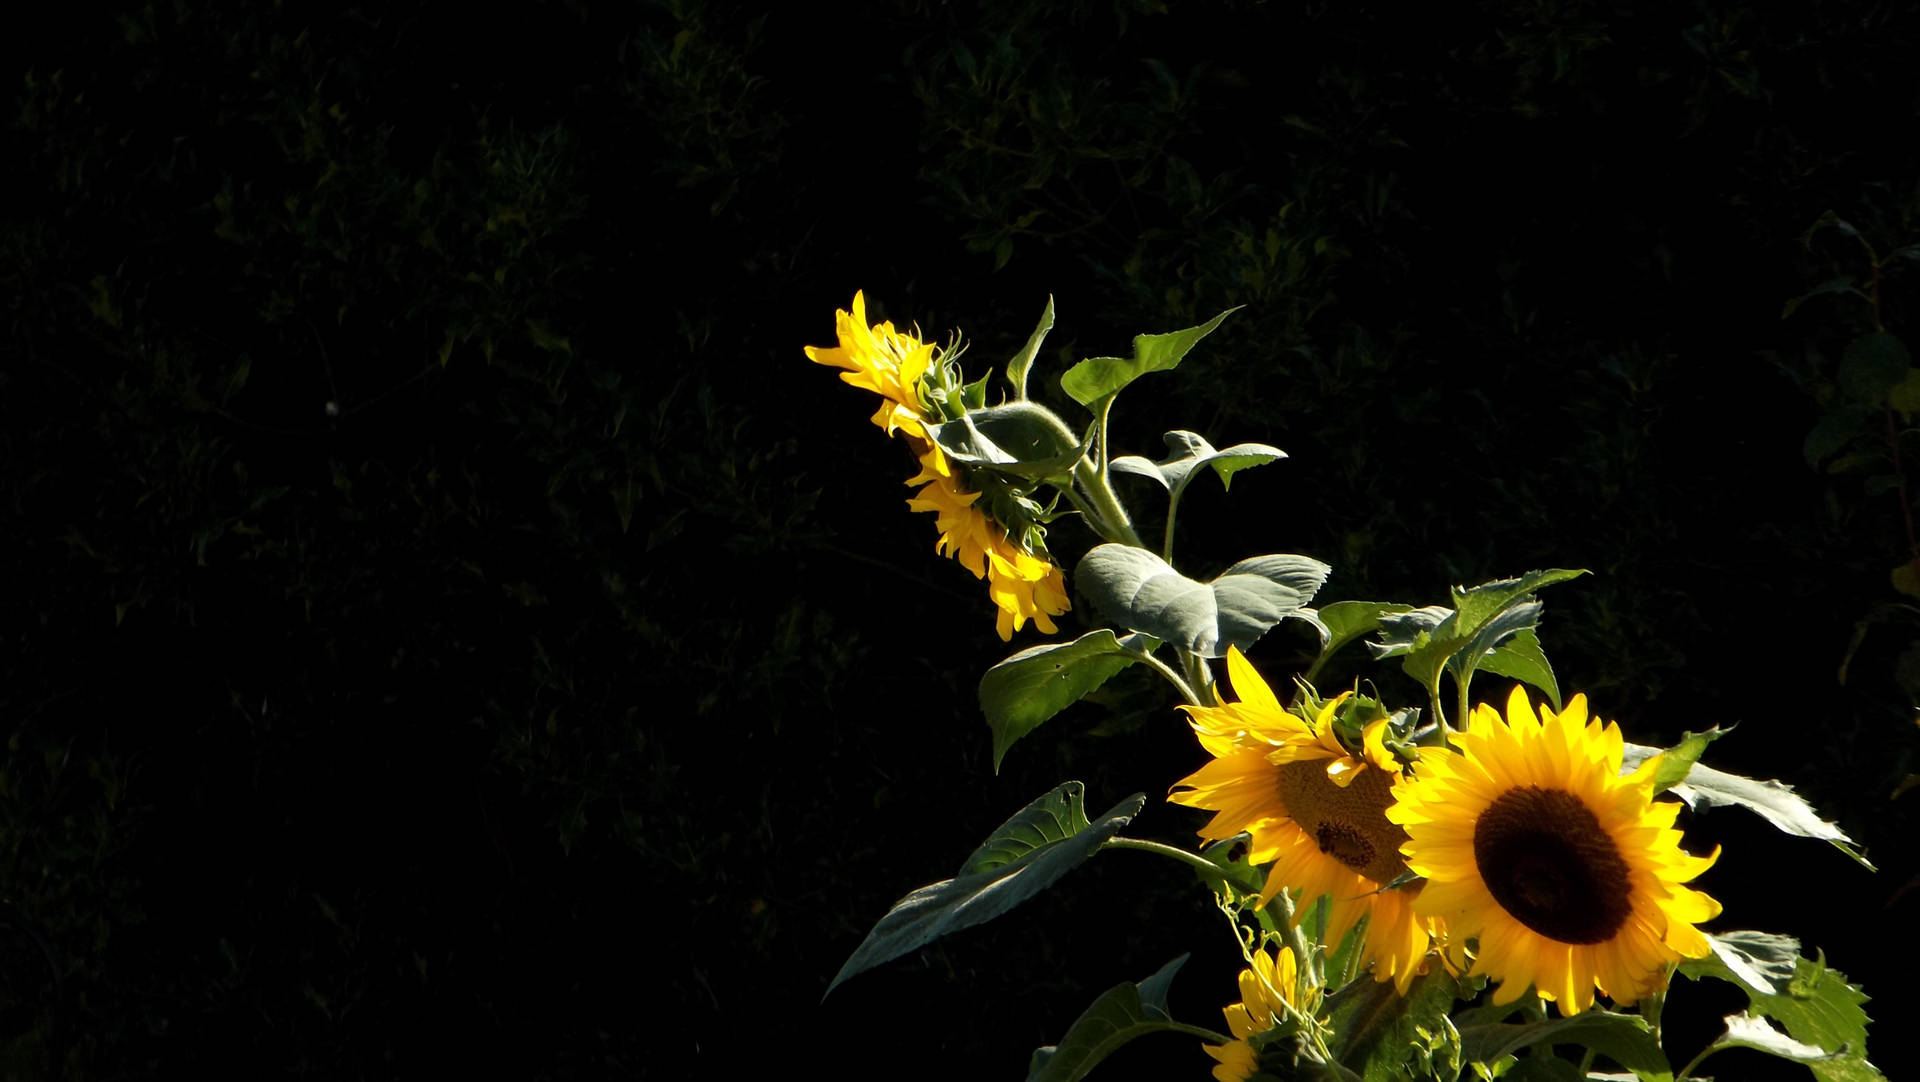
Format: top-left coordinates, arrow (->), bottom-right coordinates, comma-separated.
980,631 -> 1139,770
1619,744 -> 1871,869
1076,544 -> 1329,657
1027,955 -> 1218,1082
1060,307 -> 1240,406
826,788 -> 1146,997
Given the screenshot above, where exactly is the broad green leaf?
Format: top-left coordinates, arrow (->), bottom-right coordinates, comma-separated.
1503,1056 -> 1583,1082
980,630 -> 1139,771
1075,544 -> 1330,658
1316,602 -> 1414,661
928,401 -> 1084,475
1780,275 -> 1859,320
1751,957 -> 1881,1082
1449,570 -> 1588,634
1113,430 -> 1287,495
1007,295 -> 1056,400
1683,940 -> 1883,1081
1711,1013 -> 1835,1062
1476,627 -> 1561,710
1027,955 -> 1218,1082
1838,332 -> 1911,403
1459,1012 -> 1671,1080
1804,407 -> 1867,467
957,781 -> 1093,877
825,789 -> 1146,996
1323,966 -> 1468,1082
1679,929 -> 1802,998
1618,745 -> 1871,869
1060,307 -> 1241,407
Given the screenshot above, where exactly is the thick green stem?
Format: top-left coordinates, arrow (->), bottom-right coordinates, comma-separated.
1072,456 -> 1144,548
1162,486 -> 1182,564
1102,836 -> 1232,883
1131,648 -> 1203,706
1180,648 -> 1218,707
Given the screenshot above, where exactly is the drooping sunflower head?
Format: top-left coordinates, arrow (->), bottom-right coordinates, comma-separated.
1204,943 -> 1306,1082
1387,686 -> 1723,1014
804,290 -> 943,442
1170,648 -> 1438,992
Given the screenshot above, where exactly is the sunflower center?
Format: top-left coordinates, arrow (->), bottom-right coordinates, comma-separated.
1473,785 -> 1633,945
1274,760 -> 1409,885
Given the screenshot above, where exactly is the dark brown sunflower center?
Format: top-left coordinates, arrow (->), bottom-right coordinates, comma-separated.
1274,760 -> 1409,885
1473,785 -> 1633,944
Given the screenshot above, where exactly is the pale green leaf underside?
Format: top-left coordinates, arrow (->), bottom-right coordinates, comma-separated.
1076,544 -> 1329,658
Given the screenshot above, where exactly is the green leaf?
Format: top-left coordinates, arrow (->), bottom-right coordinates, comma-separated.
1075,544 -> 1330,658
1627,728 -> 1729,795
927,401 -> 1085,475
1322,966 -> 1468,1082
1781,275 -> 1859,320
1007,295 -> 1056,400
1027,954 -> 1217,1082
1838,332 -> 1911,403
1710,1013 -> 1836,1063
1679,929 -> 1802,998
1751,957 -> 1881,1082
957,781 -> 1094,877
825,788 -> 1146,997
1476,627 -> 1562,710
1459,1012 -> 1672,1081
1310,601 -> 1415,677
1618,745 -> 1872,869
1804,407 -> 1868,467
1371,572 -> 1586,704
1060,307 -> 1241,407
980,631 -> 1139,770
1114,429 -> 1287,495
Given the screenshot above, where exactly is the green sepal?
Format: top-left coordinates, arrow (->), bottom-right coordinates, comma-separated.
1458,1012 -> 1672,1082
1007,295 -> 1055,401
980,630 -> 1141,771
1076,544 -> 1330,658
1109,429 -> 1287,495
961,368 -> 992,412
1059,307 -> 1241,407
1027,954 -> 1223,1082
825,784 -> 1146,997
1618,743 -> 1872,869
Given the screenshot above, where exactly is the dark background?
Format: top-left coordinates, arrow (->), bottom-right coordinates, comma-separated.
6,1 -> 1917,1078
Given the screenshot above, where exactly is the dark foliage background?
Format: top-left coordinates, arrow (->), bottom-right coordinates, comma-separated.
6,1 -> 1918,1078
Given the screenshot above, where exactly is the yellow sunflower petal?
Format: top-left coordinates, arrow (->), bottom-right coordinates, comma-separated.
1391,687 -> 1723,1016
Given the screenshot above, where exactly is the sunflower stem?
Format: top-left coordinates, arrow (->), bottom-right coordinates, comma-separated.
1179,648 -> 1218,707
1131,647 -> 1204,706
1072,455 -> 1144,548
1101,836 -> 1234,884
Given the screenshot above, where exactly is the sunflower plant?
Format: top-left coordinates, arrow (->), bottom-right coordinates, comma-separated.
808,294 -> 1883,1081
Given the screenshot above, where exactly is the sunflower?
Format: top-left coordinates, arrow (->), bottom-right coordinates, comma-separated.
1386,686 -> 1722,1014
1169,647 -> 1437,993
1204,943 -> 1306,1082
807,293 -> 1070,641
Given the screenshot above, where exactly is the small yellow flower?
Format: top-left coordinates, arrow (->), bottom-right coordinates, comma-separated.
1170,648 -> 1439,993
1204,944 -> 1303,1082
1387,686 -> 1723,1014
